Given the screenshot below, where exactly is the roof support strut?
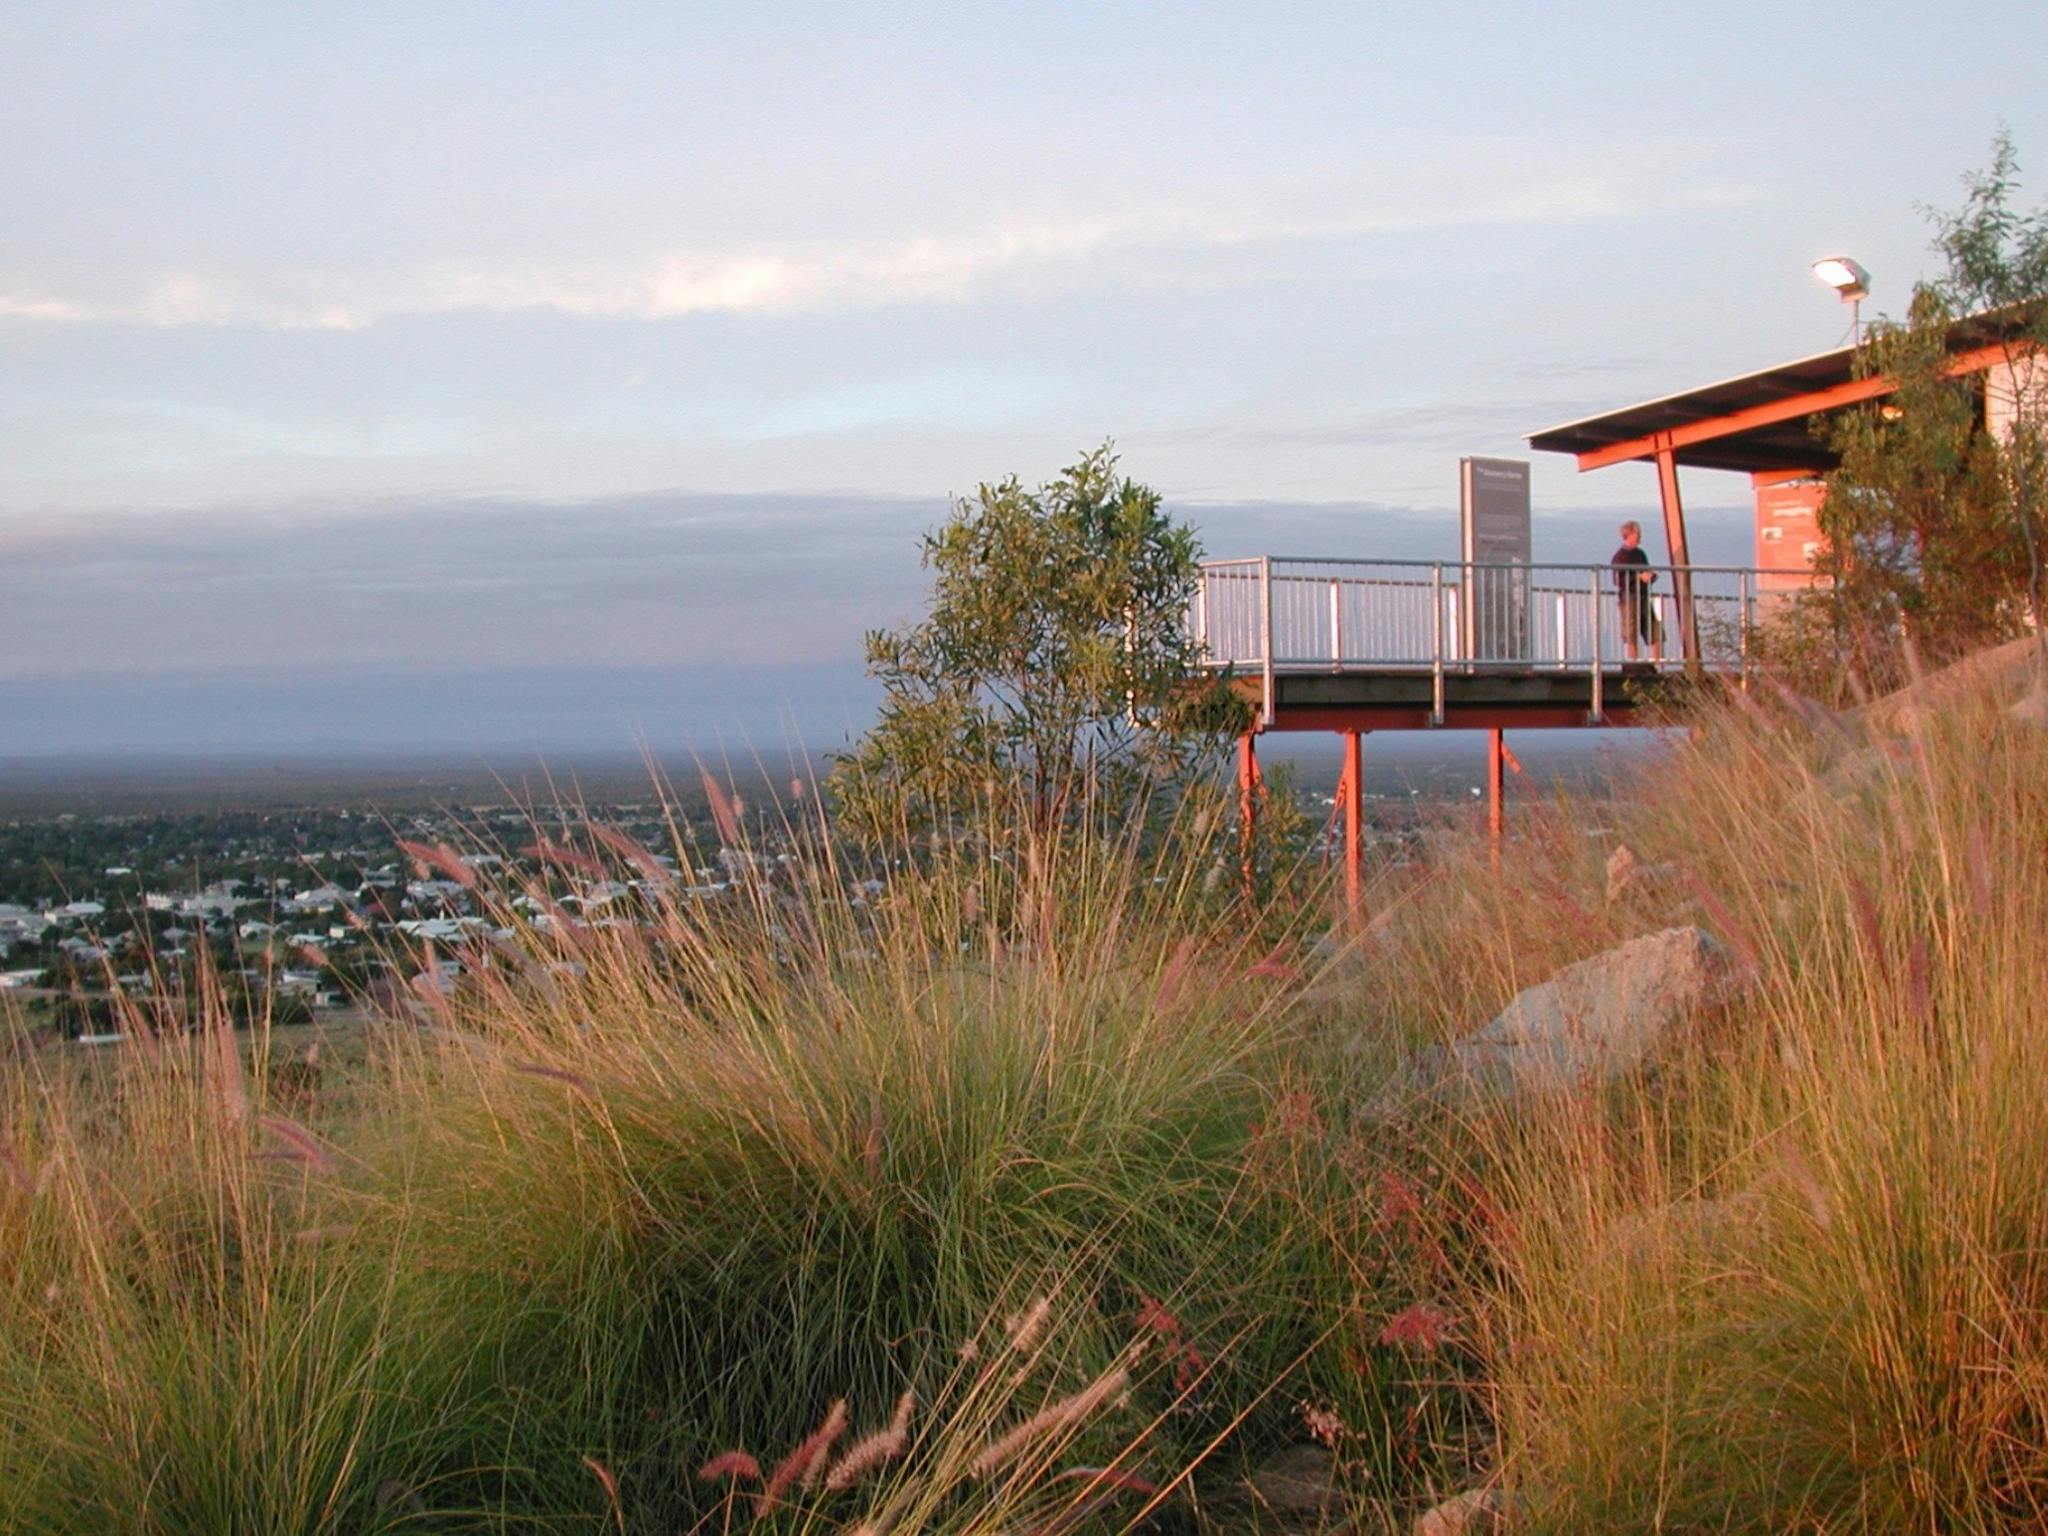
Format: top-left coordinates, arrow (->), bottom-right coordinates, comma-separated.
1654,448 -> 1700,662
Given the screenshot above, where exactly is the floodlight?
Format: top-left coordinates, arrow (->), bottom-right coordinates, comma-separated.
1812,256 -> 1871,301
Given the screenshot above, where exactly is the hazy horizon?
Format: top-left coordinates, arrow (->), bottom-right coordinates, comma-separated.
9,491 -> 1752,756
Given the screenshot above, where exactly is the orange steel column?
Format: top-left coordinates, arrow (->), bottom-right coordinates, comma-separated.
1237,732 -> 1261,903
1342,730 -> 1364,915
1487,728 -> 1506,868
1654,447 -> 1699,662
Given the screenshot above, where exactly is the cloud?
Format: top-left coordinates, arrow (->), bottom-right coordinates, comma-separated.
0,295 -> 87,321
0,171 -> 1755,333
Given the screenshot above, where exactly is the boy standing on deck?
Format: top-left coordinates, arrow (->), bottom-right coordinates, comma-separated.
1611,520 -> 1661,663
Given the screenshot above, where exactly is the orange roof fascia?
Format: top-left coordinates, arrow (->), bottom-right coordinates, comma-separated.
1574,340 -> 2015,472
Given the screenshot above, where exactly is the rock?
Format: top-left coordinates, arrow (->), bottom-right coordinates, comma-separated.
1862,635 -> 2045,737
1600,1141 -> 1832,1268
1368,927 -> 1733,1116
1247,1444 -> 1339,1515
1413,1486 -> 1509,1536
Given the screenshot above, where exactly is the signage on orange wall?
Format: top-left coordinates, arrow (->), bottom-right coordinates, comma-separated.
1755,480 -> 1828,593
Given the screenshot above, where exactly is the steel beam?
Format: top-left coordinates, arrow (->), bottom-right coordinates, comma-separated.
1266,703 -> 1640,732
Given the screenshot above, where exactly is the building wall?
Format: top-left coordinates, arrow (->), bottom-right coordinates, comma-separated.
1987,355 -> 2047,443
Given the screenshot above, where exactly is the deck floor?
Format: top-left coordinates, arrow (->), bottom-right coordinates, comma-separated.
1224,664 -> 1703,731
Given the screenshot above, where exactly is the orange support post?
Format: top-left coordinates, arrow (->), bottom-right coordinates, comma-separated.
1342,730 -> 1364,916
1654,447 -> 1699,663
1487,728 -> 1505,868
1238,732 -> 1261,903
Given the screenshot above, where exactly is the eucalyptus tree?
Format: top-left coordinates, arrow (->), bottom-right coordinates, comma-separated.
831,445 -> 1247,844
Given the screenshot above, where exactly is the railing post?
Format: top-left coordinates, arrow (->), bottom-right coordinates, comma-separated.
1589,566 -> 1604,724
1554,592 -> 1567,670
1329,577 -> 1343,669
1259,555 -> 1275,727
1430,563 -> 1445,726
1738,569 -> 1751,688
1194,573 -> 1208,658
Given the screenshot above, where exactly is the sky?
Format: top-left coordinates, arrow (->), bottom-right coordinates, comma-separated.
3,0 -> 2045,754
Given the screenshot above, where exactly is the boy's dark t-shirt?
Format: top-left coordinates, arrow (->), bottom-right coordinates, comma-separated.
1611,544 -> 1650,594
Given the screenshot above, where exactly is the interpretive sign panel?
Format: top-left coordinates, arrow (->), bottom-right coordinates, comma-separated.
1754,479 -> 1828,594
1459,457 -> 1531,660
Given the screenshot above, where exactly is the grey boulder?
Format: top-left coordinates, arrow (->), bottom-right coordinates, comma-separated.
1370,926 -> 1732,1115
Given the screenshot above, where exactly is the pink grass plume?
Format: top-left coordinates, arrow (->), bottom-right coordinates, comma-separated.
582,1456 -> 625,1534
210,1015 -> 249,1130
395,839 -> 479,888
1153,936 -> 1197,1011
1245,942 -> 1299,982
697,1450 -> 762,1484
583,822 -> 670,882
758,1398 -> 847,1514
256,1114 -> 340,1177
824,1391 -> 915,1491
525,839 -> 608,879
702,770 -> 743,846
972,1367 -> 1130,1479
513,1060 -> 598,1103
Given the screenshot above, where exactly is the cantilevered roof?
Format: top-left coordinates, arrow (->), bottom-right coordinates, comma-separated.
1529,308 -> 2032,477
1529,345 -> 1858,474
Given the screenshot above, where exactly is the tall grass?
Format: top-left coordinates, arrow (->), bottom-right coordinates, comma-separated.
0,777 -> 1452,1532
1367,652 -> 2048,1532
10,652 -> 2042,1532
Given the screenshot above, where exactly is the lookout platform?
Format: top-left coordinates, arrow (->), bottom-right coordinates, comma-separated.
1191,556 -> 1759,726
1187,555 -> 1767,903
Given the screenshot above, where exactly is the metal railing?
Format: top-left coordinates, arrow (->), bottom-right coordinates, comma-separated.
1189,557 -> 1761,724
